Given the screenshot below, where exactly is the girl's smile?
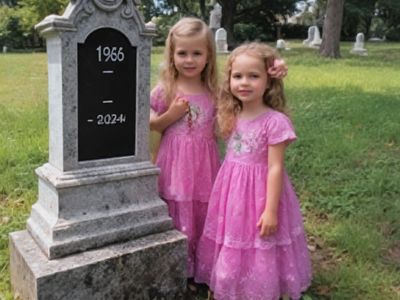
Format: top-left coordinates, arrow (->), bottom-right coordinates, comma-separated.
236,89 -> 252,96
230,54 -> 269,105
173,35 -> 208,80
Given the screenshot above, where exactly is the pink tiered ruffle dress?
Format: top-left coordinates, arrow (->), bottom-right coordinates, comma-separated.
195,109 -> 312,300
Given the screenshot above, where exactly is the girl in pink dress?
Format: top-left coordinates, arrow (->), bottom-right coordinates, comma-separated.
149,17 -> 220,285
195,42 -> 312,300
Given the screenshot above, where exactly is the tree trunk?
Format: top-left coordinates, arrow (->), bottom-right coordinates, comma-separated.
365,15 -> 373,38
219,0 -> 236,48
199,0 -> 207,21
319,0 -> 345,58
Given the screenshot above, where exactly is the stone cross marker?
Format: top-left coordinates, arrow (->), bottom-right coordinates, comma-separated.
9,1 -> 186,299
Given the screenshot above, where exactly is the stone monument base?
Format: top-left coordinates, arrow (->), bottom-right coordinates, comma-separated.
10,230 -> 187,300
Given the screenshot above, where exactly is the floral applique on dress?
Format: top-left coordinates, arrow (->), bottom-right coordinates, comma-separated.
184,104 -> 201,130
229,128 -> 267,155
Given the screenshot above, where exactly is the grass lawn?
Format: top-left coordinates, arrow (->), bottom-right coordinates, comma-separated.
1,41 -> 400,300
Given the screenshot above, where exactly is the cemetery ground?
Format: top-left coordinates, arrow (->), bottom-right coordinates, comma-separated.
1,41 -> 400,300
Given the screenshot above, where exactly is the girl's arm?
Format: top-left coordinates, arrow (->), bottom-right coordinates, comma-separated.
257,142 -> 286,237
150,96 -> 189,133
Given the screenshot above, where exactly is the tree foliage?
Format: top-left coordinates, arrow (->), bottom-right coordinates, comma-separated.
18,0 -> 69,26
141,0 -> 299,46
376,0 -> 400,40
0,0 -> 17,6
2,0 -> 400,49
341,0 -> 376,39
0,6 -> 25,47
315,0 -> 400,40
0,0 -> 68,48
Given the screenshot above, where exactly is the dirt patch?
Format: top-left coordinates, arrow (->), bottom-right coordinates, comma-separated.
384,240 -> 400,266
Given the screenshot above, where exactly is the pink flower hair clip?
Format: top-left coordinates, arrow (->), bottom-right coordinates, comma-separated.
267,58 -> 288,79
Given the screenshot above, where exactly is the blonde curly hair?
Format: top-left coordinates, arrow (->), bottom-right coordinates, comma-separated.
217,42 -> 288,138
158,17 -> 218,104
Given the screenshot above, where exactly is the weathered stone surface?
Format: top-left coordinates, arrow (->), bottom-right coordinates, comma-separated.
27,161 -> 173,259
9,1 -> 187,299
10,230 -> 187,300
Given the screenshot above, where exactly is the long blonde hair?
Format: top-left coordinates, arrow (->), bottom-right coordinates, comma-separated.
159,17 -> 218,104
217,42 -> 288,138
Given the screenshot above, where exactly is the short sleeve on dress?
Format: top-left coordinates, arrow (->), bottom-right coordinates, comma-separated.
150,85 -> 168,114
267,112 -> 297,145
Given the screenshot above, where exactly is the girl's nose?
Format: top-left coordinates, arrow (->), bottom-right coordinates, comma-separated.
240,77 -> 249,84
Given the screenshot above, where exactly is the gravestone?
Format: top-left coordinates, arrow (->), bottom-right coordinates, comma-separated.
276,39 -> 290,51
309,26 -> 322,48
2,46 -> 7,53
351,32 -> 368,56
215,27 -> 229,54
369,36 -> 384,42
209,3 -> 222,36
302,26 -> 315,45
9,1 -> 187,299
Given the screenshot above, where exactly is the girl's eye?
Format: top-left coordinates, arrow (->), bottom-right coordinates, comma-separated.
194,51 -> 203,56
232,74 -> 241,79
177,51 -> 186,56
250,74 -> 259,78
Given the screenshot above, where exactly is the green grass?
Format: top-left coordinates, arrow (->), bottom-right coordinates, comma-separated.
1,41 -> 400,299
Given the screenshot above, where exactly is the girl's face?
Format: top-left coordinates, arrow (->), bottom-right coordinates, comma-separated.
230,53 -> 268,105
173,35 -> 208,80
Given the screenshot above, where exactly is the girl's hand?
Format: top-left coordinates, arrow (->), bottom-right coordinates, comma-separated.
267,59 -> 288,79
167,96 -> 189,121
256,210 -> 278,237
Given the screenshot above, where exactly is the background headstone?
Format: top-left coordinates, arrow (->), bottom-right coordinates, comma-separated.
351,32 -> 368,56
9,1 -> 187,299
368,36 -> 384,42
276,39 -> 290,50
303,26 -> 316,45
309,26 -> 322,48
215,27 -> 229,54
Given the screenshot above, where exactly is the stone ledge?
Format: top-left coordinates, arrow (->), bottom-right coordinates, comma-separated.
10,230 -> 187,300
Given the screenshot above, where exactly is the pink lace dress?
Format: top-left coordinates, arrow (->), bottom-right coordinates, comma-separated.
150,86 -> 220,277
195,110 -> 312,300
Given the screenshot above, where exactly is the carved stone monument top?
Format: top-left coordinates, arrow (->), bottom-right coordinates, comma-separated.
35,0 -> 157,173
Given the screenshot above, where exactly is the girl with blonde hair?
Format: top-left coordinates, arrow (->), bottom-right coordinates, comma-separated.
196,42 -> 312,300
149,17 -> 220,288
